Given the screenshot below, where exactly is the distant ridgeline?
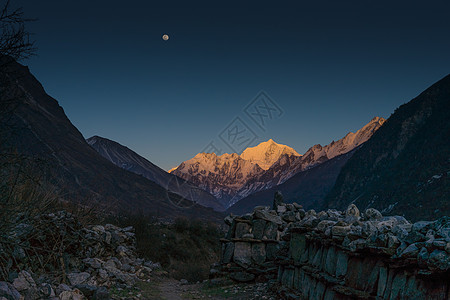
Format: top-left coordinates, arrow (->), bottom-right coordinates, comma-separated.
211,194 -> 450,299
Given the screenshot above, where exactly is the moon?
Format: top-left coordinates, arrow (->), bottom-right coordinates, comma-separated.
162,34 -> 169,41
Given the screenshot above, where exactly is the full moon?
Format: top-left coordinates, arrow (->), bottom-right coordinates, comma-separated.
162,34 -> 169,41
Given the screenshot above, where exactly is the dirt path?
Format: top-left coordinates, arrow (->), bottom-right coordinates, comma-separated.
157,278 -> 195,299
139,277 -> 276,300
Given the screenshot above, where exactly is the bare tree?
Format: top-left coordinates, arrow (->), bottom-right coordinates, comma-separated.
0,0 -> 35,61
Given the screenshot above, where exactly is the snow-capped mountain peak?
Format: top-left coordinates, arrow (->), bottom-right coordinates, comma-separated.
240,139 -> 301,170
170,117 -> 385,209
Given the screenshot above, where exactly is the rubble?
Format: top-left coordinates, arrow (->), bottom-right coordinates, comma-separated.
0,211 -> 158,299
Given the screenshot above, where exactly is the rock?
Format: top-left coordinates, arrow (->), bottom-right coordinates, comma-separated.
317,211 -> 328,220
74,285 -> 97,298
390,216 -> 410,225
97,269 -> 108,280
59,288 -> 85,300
55,284 -> 71,295
91,225 -> 105,233
348,239 -> 367,251
281,211 -> 296,223
412,221 -> 433,233
392,224 -> 411,239
223,242 -> 235,264
273,191 -> 284,210
277,205 -> 287,214
104,231 -> 112,244
399,243 -> 420,258
332,225 -> 351,237
387,234 -> 400,249
376,219 -> 397,233
404,231 -> 426,244
361,221 -> 377,237
92,287 -> 109,300
297,209 -> 306,219
348,225 -> 363,240
234,242 -> 252,266
436,226 -> 450,241
292,202 -> 303,210
364,208 -> 382,221
180,279 -> 188,285
39,283 -> 55,298
113,272 -> 137,285
0,282 -> 21,300
67,272 -> 90,286
263,221 -> 278,240
445,242 -> 450,253
12,270 -> 36,292
316,220 -> 336,232
224,215 -> 235,226
345,204 -> 360,218
82,258 -> 103,269
418,247 -> 429,266
121,264 -> 132,272
116,245 -> 130,257
254,209 -> 283,225
235,222 -> 251,238
305,209 -> 317,218
230,272 -> 255,283
300,215 -> 317,228
326,209 -> 342,221
252,219 -> 266,239
433,240 -> 447,249
251,243 -> 266,264
428,250 -> 450,271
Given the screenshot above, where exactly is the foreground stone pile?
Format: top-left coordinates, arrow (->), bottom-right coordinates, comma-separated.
213,193 -> 450,299
0,211 -> 160,300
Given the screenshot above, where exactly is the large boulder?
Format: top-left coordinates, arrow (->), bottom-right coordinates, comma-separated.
233,242 -> 252,266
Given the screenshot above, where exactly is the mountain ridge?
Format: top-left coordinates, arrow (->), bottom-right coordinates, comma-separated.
323,74 -> 450,221
0,58 -> 223,221
86,135 -> 224,211
171,117 -> 385,208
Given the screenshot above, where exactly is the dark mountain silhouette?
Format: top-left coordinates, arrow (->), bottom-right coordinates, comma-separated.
87,136 -> 224,211
324,74 -> 450,221
0,58 -> 223,221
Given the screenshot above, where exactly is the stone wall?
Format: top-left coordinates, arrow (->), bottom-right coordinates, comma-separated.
214,197 -> 450,299
212,202 -> 305,283
277,205 -> 450,299
278,228 -> 450,299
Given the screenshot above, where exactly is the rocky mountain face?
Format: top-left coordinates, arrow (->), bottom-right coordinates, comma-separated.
324,74 -> 450,221
86,136 -> 223,211
170,152 -> 265,208
171,118 -> 384,208
227,149 -> 356,215
0,58 -> 222,220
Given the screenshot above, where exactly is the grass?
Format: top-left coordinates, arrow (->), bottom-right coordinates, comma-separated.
135,280 -> 162,299
108,215 -> 223,282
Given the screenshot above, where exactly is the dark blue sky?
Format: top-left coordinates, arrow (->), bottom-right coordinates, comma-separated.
16,0 -> 450,170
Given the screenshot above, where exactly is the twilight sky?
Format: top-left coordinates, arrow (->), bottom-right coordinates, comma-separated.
15,0 -> 450,170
